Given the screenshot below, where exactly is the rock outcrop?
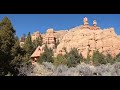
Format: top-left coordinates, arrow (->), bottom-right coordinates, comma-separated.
29,17 -> 120,59
42,28 -> 68,49
31,31 -> 41,42
56,18 -> 120,58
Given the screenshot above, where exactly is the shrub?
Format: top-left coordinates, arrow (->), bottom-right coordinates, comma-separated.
52,65 -> 68,76
53,54 -> 67,66
92,50 -> 106,66
66,67 -> 80,76
114,62 -> 120,75
105,54 -> 114,64
95,63 -> 113,76
17,63 -> 34,76
83,54 -> 91,64
66,48 -> 83,67
42,62 -> 55,71
115,53 -> 120,62
17,62 -> 120,76
76,63 -> 94,76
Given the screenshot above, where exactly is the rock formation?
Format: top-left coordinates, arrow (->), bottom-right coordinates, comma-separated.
42,28 -> 56,49
41,28 -> 68,49
54,30 -> 68,42
31,31 -> 41,42
30,28 -> 68,49
56,17 -> 120,58
30,17 -> 120,60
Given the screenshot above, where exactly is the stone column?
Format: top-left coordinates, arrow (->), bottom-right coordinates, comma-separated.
83,17 -> 89,25
93,20 -> 97,27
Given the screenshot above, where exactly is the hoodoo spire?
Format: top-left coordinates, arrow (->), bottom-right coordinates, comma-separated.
93,20 -> 97,26
83,17 -> 89,25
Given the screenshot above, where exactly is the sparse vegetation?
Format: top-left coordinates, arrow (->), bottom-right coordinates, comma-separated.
18,61 -> 120,76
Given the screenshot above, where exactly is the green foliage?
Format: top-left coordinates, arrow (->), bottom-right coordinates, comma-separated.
83,56 -> 91,64
0,17 -> 32,76
10,54 -> 23,67
105,54 -> 114,64
115,53 -> 120,62
0,16 -> 17,75
33,36 -> 43,49
0,16 -> 15,33
66,48 -> 83,67
10,35 -> 30,66
10,36 -> 23,66
92,50 -> 106,66
53,54 -> 67,66
23,32 -> 34,56
11,36 -> 21,57
83,50 -> 91,64
0,17 -> 15,55
38,44 -> 54,64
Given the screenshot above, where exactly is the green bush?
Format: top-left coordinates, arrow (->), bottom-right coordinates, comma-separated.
83,52 -> 91,64
53,54 -> 67,66
92,50 -> 106,66
105,54 -> 114,64
66,48 -> 83,67
115,53 -> 120,62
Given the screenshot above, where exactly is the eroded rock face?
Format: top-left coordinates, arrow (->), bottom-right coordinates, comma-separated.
31,31 -> 41,42
56,27 -> 120,58
54,30 -> 68,42
42,29 -> 68,49
30,17 -> 120,59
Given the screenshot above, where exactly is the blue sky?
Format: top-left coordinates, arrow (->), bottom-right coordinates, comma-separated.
0,14 -> 120,38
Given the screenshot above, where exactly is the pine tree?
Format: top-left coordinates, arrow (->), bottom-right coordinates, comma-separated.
0,16 -> 15,33
11,36 -> 21,57
10,36 -> 26,67
23,32 -> 34,56
0,16 -> 16,75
